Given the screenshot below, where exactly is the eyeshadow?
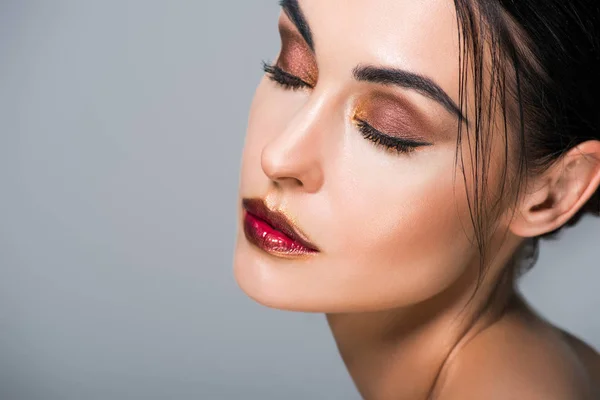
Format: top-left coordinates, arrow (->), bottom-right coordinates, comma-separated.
277,25 -> 318,86
353,91 -> 431,141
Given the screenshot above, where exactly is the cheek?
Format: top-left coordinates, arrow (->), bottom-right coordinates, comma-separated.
322,146 -> 478,305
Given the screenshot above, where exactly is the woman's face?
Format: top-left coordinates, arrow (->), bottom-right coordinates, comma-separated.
233,0 -> 511,312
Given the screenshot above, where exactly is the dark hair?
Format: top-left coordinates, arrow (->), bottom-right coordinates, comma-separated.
452,0 -> 600,297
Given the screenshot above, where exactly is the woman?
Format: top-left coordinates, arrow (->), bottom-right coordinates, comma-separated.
232,0 -> 600,398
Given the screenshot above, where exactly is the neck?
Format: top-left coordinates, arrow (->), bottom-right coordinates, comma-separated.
325,236 -> 524,400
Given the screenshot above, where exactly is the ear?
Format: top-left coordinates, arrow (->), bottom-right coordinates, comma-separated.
508,140 -> 600,238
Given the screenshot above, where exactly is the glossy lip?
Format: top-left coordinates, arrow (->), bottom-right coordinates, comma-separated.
241,197 -> 320,252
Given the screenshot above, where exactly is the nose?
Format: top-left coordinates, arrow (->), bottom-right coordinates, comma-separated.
260,106 -> 325,193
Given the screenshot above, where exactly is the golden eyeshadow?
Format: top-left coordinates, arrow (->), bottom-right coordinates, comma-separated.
353,92 -> 431,141
277,26 -> 318,86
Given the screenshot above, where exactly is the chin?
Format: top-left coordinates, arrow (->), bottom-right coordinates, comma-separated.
231,203 -> 332,312
232,237 -> 358,313
232,230 -> 310,312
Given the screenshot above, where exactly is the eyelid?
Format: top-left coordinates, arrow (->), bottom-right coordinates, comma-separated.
277,24 -> 319,86
276,62 -> 313,88
355,118 -> 431,147
353,91 -> 434,143
354,118 -> 427,155
262,60 -> 313,90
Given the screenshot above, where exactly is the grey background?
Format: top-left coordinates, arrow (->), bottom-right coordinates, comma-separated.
0,1 -> 598,399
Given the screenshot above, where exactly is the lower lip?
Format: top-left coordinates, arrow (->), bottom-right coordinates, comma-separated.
243,211 -> 318,257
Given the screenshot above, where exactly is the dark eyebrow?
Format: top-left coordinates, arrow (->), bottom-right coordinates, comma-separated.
279,0 -> 467,125
279,0 -> 315,52
353,65 -> 468,124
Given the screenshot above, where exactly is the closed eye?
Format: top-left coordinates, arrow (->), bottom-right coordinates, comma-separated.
261,60 -> 431,156
355,119 -> 430,155
262,60 -> 313,91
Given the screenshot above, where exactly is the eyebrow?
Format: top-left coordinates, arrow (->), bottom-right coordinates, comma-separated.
279,0 -> 314,52
353,65 -> 468,124
279,0 -> 468,125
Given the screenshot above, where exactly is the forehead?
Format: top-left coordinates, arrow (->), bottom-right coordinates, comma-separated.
288,0 -> 461,89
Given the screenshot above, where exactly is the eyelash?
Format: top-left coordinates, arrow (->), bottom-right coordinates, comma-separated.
261,60 -> 425,155
354,119 -> 422,155
262,60 -> 312,91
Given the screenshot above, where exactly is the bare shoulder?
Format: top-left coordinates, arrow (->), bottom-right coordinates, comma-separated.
558,327 -> 600,380
434,305 -> 600,400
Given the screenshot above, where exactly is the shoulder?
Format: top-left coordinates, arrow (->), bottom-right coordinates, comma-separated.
558,328 -> 600,385
433,309 -> 599,400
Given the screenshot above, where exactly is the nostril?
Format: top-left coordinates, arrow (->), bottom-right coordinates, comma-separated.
272,176 -> 303,188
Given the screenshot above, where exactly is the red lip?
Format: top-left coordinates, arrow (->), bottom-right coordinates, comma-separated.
242,197 -> 319,255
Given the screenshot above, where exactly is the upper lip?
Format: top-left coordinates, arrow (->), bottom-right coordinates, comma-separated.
242,197 -> 320,252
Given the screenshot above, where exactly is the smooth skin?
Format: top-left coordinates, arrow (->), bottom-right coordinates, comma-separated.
232,0 -> 600,398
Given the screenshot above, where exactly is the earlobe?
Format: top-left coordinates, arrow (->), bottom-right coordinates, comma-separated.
508,140 -> 600,238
